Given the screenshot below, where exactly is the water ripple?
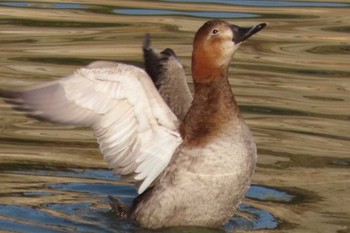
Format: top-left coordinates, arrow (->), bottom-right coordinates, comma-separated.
0,165 -> 287,232
164,0 -> 349,7
247,185 -> 295,202
0,2 -> 87,9
113,9 -> 258,18
0,18 -> 125,28
0,0 -> 349,232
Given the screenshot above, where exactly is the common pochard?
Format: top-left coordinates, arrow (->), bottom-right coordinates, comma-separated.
0,19 -> 266,229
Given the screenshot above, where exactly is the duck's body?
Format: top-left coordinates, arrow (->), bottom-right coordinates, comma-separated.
131,21 -> 260,227
133,118 -> 256,228
0,20 -> 266,229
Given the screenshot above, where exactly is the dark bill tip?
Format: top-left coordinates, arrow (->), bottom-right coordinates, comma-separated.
232,23 -> 267,44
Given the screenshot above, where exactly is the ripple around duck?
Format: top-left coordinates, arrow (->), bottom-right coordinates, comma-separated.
227,204 -> 278,231
49,182 -> 138,197
247,184 -> 295,202
0,166 -> 282,232
0,201 -> 279,232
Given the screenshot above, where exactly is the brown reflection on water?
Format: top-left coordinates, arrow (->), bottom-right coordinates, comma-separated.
0,0 -> 349,232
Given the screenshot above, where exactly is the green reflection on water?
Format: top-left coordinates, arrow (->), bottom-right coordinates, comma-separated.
236,63 -> 350,78
240,105 -> 349,120
322,26 -> 350,33
11,57 -> 144,67
306,45 -> 350,55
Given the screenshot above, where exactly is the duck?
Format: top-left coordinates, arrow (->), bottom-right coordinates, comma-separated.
0,19 -> 266,229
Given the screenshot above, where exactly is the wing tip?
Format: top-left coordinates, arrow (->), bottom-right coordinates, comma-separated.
0,88 -> 21,99
0,88 -> 27,109
137,181 -> 148,194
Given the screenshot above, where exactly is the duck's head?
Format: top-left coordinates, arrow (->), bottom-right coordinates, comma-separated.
192,20 -> 266,83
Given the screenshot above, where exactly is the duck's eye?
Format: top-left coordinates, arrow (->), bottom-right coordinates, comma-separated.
212,29 -> 219,35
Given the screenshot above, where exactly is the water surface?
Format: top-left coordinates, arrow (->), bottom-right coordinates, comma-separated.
0,0 -> 349,232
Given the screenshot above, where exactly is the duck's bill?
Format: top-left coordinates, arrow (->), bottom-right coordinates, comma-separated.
232,23 -> 267,44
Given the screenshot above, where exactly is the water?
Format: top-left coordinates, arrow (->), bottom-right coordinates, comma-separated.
0,0 -> 349,232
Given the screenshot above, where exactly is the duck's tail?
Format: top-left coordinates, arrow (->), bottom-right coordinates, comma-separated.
108,195 -> 130,219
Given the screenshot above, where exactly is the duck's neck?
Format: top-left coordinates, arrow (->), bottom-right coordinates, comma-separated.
180,67 -> 241,147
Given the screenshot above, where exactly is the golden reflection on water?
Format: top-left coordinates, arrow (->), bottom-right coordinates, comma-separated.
0,0 -> 349,232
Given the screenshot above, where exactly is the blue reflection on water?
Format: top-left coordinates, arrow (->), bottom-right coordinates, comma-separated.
0,2 -> 85,9
0,218 -> 65,233
1,0 -> 346,9
247,184 -> 295,202
49,182 -> 138,196
23,191 -> 55,197
3,166 -> 294,232
0,205 -> 116,233
47,203 -> 93,215
14,168 -> 118,180
0,202 -> 278,232
164,0 -> 349,7
114,9 -> 257,18
0,205 -> 71,225
0,174 -> 288,232
227,204 -> 278,230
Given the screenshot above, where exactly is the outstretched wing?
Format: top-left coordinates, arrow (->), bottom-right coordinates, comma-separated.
0,61 -> 182,194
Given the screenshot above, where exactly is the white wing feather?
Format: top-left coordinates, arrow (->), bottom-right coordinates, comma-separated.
2,61 -> 182,194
